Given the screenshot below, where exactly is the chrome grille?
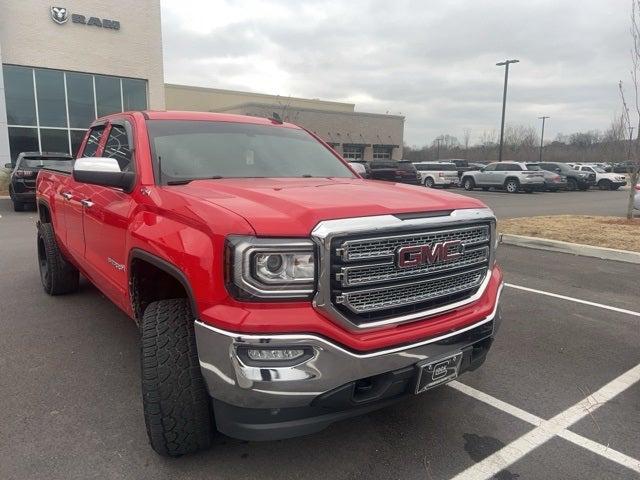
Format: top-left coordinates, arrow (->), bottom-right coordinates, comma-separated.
336,268 -> 486,314
329,222 -> 492,325
339,225 -> 489,261
339,246 -> 489,287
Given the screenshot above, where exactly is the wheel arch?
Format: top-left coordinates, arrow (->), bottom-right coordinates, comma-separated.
504,176 -> 520,185
128,249 -> 198,322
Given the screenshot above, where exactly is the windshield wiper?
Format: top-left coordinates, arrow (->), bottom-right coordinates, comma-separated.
166,176 -> 223,186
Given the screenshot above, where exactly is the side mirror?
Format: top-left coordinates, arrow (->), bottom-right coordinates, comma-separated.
555,168 -> 561,173
72,157 -> 135,192
4,163 -> 12,169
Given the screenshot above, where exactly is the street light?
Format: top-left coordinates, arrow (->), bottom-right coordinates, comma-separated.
496,59 -> 519,162
538,116 -> 550,162
435,138 -> 442,160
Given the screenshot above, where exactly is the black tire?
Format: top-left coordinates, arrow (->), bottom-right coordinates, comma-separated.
13,200 -> 24,212
598,179 -> 611,191
462,177 -> 475,191
141,298 -> 213,457
425,177 -> 435,188
567,178 -> 577,191
505,178 -> 519,193
37,222 -> 79,295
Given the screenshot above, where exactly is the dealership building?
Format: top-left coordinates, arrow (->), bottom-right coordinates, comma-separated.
0,1 -> 404,167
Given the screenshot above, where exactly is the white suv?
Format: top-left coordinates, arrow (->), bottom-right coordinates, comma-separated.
461,161 -> 545,193
574,165 -> 627,190
413,162 -> 459,188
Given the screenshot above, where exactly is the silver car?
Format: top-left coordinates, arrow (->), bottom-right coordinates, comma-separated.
460,161 -> 545,193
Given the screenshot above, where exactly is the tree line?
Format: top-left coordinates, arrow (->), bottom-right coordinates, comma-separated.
404,116 -> 631,164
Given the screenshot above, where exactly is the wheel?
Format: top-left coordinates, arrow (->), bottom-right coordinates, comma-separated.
567,178 -> 577,191
37,222 -> 79,295
598,179 -> 611,191
610,184 -> 620,191
424,177 -> 435,188
462,177 -> 475,191
13,200 -> 24,212
505,179 -> 519,193
141,298 -> 213,457
481,187 -> 490,191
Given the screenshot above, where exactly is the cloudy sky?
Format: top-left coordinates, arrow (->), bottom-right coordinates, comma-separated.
161,0 -> 631,146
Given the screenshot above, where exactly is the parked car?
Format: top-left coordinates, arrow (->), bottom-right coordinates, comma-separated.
574,165 -> 627,190
369,159 -> 420,184
534,165 -> 568,192
446,158 -> 474,178
347,160 -> 370,178
539,162 -> 594,191
460,161 -> 545,193
6,152 -> 72,211
413,162 -> 459,188
35,111 -> 503,457
612,161 -> 638,174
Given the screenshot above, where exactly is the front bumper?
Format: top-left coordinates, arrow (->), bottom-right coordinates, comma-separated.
195,284 -> 503,439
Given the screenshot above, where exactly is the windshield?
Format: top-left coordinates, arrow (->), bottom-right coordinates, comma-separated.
146,120 -> 355,182
21,158 -> 72,169
592,166 -> 606,173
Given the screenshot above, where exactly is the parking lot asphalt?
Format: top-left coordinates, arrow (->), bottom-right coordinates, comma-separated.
0,197 -> 639,480
457,188 -> 631,218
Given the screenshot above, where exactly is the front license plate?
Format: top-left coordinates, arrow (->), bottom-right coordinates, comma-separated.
415,352 -> 463,394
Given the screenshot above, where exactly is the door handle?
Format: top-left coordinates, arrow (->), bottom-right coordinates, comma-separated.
61,191 -> 73,200
80,199 -> 94,208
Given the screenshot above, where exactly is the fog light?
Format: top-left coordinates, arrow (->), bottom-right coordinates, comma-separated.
246,348 -> 305,361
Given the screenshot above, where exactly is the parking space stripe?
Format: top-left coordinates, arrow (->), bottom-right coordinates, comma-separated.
449,363 -> 640,479
505,283 -> 640,317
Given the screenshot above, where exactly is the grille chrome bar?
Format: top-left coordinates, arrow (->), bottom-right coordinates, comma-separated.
335,267 -> 487,314
338,246 -> 489,287
339,225 -> 489,262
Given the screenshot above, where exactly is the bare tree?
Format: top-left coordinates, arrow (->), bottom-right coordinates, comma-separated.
618,0 -> 640,220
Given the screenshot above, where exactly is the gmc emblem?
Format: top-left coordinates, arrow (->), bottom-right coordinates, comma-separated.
396,240 -> 463,268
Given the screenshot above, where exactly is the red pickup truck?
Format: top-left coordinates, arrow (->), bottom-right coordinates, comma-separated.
36,111 -> 503,457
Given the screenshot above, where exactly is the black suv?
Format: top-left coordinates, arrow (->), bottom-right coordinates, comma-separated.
538,162 -> 595,191
369,160 -> 420,185
6,152 -> 72,211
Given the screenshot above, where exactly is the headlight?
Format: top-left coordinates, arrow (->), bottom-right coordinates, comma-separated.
226,236 -> 315,299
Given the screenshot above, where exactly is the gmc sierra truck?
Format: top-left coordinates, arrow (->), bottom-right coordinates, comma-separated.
35,111 -> 503,457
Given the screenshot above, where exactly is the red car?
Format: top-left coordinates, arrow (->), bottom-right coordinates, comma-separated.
35,111 -> 503,456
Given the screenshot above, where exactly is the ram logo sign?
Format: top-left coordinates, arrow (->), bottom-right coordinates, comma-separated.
49,6 -> 120,30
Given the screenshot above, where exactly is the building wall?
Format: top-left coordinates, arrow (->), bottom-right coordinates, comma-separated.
223,103 -> 405,160
165,84 -> 355,114
0,42 -> 9,168
0,0 -> 165,109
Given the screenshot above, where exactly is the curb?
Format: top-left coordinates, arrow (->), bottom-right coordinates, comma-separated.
499,233 -> 640,264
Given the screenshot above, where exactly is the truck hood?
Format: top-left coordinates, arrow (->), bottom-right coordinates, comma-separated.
174,178 -> 487,236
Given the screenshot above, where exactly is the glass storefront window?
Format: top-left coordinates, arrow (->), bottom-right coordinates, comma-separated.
343,145 -> 364,160
95,75 -> 122,117
3,65 -> 37,126
373,146 -> 392,160
35,69 -> 67,127
67,72 -> 94,128
8,127 -> 39,162
70,130 -> 88,157
40,129 -> 69,153
2,65 -> 147,159
122,78 -> 147,111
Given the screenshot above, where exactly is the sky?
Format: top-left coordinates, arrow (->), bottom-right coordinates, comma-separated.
160,0 -> 632,147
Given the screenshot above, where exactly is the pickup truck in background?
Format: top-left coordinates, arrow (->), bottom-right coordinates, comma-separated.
35,111 -> 503,457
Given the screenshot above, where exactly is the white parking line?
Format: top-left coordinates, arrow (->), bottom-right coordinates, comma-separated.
505,283 -> 640,318
449,363 -> 640,479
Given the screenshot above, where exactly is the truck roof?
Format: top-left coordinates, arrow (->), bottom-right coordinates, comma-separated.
107,110 -> 303,129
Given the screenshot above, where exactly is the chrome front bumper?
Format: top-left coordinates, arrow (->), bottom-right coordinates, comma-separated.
195,284 -> 503,409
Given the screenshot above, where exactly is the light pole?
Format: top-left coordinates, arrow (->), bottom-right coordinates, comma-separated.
538,116 -> 550,162
435,138 -> 442,160
496,59 -> 519,161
